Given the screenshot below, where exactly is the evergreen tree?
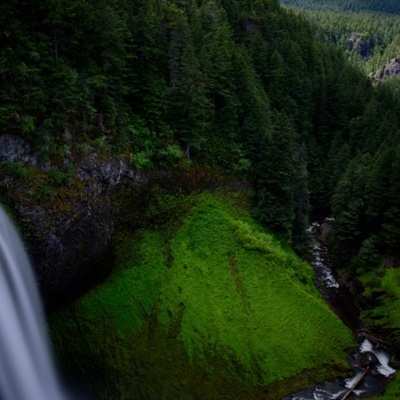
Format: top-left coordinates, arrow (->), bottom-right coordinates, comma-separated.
253,112 -> 302,241
330,153 -> 372,265
167,6 -> 212,158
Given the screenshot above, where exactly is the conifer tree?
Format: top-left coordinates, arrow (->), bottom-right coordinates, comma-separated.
253,112 -> 301,241
167,6 -> 212,158
330,153 -> 372,265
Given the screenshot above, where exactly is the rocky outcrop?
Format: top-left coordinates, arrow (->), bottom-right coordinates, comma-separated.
370,58 -> 400,81
348,32 -> 371,59
0,134 -> 38,165
0,134 -> 145,308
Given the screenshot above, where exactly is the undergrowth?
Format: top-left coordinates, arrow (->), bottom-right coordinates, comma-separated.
360,268 -> 400,347
359,268 -> 400,399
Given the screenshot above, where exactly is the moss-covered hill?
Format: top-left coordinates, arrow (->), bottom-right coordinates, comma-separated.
49,191 -> 354,399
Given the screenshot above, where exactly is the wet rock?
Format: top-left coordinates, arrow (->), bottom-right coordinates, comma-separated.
0,134 -> 143,308
352,350 -> 380,370
0,134 -> 37,166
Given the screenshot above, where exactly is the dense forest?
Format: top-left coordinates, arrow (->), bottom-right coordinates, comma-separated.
281,0 -> 400,84
2,0 -> 400,398
276,1 -> 400,266
2,0 -> 400,266
280,0 -> 400,14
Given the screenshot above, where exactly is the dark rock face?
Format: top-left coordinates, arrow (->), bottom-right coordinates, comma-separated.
0,134 -> 37,165
371,58 -> 400,81
0,134 -> 142,308
34,196 -> 116,308
348,32 -> 371,59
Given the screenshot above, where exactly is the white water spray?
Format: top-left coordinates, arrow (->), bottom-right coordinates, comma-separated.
285,221 -> 395,400
311,244 -> 340,288
360,339 -> 396,377
0,206 -> 66,400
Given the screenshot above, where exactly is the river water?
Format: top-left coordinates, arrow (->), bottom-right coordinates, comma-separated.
284,220 -> 396,400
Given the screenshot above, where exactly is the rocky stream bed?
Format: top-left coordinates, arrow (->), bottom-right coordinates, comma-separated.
285,220 -> 397,400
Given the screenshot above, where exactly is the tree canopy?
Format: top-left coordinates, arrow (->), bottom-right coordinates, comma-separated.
1,0 -> 400,264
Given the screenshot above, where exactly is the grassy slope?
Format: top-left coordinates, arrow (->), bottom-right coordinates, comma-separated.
50,192 -> 354,399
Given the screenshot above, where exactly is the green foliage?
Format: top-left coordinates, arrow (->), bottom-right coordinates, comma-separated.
130,151 -> 153,170
50,192 -> 354,399
124,116 -> 156,153
357,235 -> 382,268
0,161 -> 29,179
330,154 -> 371,264
281,1 -> 400,81
252,112 -> 308,247
360,267 -> 400,351
21,116 -> 37,136
18,1 -> 400,262
156,144 -> 184,167
37,185 -> 58,200
281,0 -> 400,14
47,164 -> 74,187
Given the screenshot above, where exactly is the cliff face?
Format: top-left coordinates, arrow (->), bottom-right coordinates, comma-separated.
348,32 -> 371,59
0,132 -> 246,307
370,58 -> 400,81
0,134 -> 142,307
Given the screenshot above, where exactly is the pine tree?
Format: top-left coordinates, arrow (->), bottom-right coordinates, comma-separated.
330,153 -> 372,265
167,7 -> 212,158
253,112 -> 301,241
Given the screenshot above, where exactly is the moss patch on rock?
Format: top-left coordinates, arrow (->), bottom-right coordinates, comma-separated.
50,191 -> 354,399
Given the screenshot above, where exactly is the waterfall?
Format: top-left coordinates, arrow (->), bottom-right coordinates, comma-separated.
0,206 -> 66,400
360,339 -> 396,377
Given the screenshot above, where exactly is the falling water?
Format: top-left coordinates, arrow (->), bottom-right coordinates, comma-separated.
0,206 -> 66,400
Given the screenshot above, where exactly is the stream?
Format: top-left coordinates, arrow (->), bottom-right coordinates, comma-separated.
284,220 -> 396,400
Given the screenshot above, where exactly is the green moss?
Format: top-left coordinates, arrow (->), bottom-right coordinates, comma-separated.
75,231 -> 165,332
50,191 -> 354,399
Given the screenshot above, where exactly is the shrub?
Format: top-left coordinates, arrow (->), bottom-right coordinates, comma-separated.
0,161 -> 29,179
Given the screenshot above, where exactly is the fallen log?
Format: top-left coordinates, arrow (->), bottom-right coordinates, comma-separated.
341,367 -> 370,400
358,331 -> 390,346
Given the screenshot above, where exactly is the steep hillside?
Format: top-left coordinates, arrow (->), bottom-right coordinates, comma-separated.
49,192 -> 354,399
280,1 -> 400,76
3,0 -> 400,273
280,0 -> 400,14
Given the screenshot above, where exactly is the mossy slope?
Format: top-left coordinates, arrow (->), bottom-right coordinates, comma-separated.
50,192 -> 354,399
